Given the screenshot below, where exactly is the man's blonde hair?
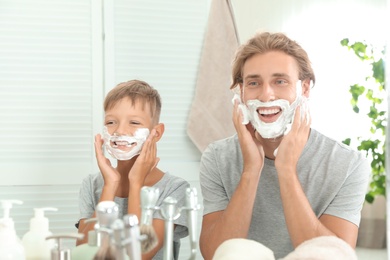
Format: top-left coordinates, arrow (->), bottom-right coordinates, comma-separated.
230,32 -> 315,89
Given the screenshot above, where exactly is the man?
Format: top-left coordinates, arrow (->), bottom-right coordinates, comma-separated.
199,32 -> 370,259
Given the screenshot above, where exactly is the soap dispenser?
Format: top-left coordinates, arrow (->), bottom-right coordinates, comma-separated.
46,233 -> 84,260
0,199 -> 25,260
22,207 -> 58,260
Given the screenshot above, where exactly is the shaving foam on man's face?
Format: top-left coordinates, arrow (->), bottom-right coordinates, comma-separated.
102,126 -> 150,160
246,80 -> 304,139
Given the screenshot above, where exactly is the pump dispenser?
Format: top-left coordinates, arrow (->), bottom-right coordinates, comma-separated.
46,233 -> 84,260
0,199 -> 25,260
22,207 -> 58,260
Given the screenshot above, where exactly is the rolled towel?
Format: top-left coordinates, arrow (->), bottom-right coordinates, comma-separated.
282,236 -> 358,260
212,238 -> 275,260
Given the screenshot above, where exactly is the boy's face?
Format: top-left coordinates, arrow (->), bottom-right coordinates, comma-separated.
104,97 -> 154,136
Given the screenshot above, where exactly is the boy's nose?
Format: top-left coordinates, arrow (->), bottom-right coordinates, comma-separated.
114,123 -> 127,135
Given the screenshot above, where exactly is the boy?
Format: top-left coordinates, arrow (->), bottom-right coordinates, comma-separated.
77,80 -> 189,259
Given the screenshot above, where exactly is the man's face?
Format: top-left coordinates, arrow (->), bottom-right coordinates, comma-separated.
241,51 -> 301,125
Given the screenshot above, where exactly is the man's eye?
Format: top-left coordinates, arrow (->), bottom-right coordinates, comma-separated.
275,79 -> 287,85
105,121 -> 114,125
246,81 -> 259,88
130,121 -> 140,125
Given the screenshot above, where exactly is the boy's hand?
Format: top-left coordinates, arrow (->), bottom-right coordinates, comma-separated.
232,99 -> 265,176
128,129 -> 160,186
94,134 -> 121,189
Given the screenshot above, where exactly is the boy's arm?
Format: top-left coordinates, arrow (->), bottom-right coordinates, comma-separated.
127,129 -> 163,258
140,219 -> 166,260
127,128 -> 158,221
76,182 -> 119,246
77,134 -> 121,246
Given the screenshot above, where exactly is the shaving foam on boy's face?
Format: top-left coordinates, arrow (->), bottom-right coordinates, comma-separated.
102,126 -> 150,160
245,80 -> 304,139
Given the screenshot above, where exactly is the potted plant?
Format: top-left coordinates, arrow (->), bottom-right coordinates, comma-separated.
340,38 -> 386,248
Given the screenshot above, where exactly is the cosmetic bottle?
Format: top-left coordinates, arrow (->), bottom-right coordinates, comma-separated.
71,218 -> 99,260
22,207 -> 58,260
0,200 -> 25,260
46,233 -> 84,260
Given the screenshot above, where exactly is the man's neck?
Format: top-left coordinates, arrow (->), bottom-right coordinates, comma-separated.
255,132 -> 282,160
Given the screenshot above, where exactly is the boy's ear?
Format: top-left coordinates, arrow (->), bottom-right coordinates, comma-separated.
153,123 -> 165,141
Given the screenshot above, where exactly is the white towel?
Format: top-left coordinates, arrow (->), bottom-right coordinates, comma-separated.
282,236 -> 358,260
186,0 -> 239,152
212,238 -> 275,260
212,236 -> 358,260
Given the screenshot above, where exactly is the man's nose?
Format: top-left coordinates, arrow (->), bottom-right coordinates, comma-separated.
257,83 -> 275,102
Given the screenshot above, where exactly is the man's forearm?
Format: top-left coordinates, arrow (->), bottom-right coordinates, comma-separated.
200,171 -> 260,259
279,172 -> 334,247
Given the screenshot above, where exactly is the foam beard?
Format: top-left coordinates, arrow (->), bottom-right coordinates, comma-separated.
246,85 -> 304,139
102,126 -> 150,160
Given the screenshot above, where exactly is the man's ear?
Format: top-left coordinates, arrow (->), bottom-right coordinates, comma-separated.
302,79 -> 311,97
153,123 -> 165,142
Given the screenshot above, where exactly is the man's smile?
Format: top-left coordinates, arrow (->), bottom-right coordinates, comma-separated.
257,106 -> 282,123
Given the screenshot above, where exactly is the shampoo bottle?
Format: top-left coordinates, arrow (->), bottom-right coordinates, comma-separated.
0,199 -> 25,260
22,207 -> 58,260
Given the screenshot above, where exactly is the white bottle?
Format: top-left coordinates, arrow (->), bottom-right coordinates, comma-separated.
22,207 -> 58,260
0,200 -> 25,260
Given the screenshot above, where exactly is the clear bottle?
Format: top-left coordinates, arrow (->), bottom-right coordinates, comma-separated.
71,229 -> 99,260
0,200 -> 25,260
71,218 -> 99,260
22,207 -> 58,260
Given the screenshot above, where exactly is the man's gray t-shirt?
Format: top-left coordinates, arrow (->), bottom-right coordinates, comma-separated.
200,129 -> 370,259
78,172 -> 190,260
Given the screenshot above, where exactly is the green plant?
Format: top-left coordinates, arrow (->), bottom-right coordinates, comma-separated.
340,38 -> 386,204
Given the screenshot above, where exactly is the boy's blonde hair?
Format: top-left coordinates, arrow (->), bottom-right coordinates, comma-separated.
230,32 -> 316,89
104,80 -> 162,123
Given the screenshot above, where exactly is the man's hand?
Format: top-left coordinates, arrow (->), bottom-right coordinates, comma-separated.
275,99 -> 311,174
232,99 -> 265,175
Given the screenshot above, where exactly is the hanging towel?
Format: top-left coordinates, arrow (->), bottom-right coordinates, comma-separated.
187,0 -> 240,152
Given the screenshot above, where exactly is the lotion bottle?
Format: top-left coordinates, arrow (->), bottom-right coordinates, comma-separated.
22,207 -> 58,260
0,199 -> 25,260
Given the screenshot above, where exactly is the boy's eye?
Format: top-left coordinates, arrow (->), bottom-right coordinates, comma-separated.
105,121 -> 115,125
